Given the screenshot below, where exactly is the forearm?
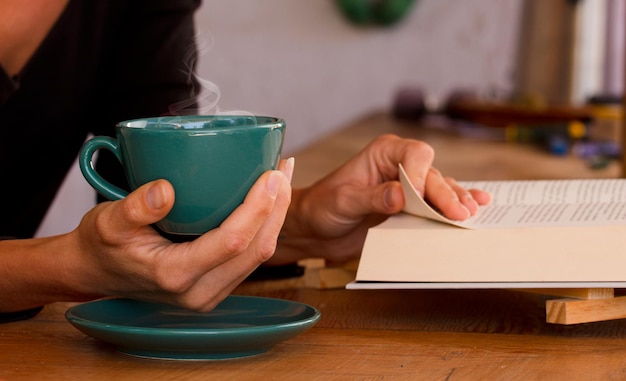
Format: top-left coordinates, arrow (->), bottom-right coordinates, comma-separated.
0,234 -> 100,313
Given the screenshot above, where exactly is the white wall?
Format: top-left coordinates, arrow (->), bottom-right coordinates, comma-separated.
194,0 -> 523,152
36,0 -> 522,237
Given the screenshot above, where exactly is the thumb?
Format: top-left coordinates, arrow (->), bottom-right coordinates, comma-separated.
110,180 -> 175,232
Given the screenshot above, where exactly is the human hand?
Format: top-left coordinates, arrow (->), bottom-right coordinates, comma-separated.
274,135 -> 490,265
66,158 -> 293,312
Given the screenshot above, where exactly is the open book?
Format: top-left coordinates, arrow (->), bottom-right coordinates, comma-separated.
347,165 -> 626,289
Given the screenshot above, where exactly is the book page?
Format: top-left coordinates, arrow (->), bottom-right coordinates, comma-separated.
399,164 -> 626,229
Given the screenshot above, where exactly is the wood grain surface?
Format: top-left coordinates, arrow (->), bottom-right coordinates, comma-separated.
4,287 -> 626,380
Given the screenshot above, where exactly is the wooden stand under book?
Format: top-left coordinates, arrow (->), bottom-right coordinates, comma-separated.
539,288 -> 626,325
304,265 -> 626,325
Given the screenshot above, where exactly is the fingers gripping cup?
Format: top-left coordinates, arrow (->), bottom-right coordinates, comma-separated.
79,115 -> 285,237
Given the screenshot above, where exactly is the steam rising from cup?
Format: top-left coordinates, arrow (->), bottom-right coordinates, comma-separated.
168,32 -> 255,120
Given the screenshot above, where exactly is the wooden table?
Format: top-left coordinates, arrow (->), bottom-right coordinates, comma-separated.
4,286 -> 626,380
2,113 -> 625,380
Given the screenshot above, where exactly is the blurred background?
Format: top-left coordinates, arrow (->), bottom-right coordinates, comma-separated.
194,0 -> 522,152
37,0 -> 625,237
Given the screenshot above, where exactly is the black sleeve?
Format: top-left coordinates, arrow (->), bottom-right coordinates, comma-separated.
0,65 -> 19,107
0,307 -> 44,324
91,0 -> 202,200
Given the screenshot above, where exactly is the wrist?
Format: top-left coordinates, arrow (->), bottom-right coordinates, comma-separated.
270,187 -> 319,264
281,187 -> 310,237
55,229 -> 105,302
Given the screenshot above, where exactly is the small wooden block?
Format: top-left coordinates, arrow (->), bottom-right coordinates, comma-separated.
546,295 -> 626,324
303,260 -> 359,289
517,288 -> 614,300
304,266 -> 357,289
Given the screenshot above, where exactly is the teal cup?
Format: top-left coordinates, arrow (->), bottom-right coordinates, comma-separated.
79,115 -> 285,237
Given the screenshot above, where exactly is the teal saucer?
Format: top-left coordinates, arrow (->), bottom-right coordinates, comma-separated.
65,295 -> 320,360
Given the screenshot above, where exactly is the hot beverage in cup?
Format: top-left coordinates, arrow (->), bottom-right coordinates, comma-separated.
79,115 -> 285,237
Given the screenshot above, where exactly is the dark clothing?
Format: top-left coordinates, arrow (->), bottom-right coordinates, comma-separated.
0,0 -> 201,238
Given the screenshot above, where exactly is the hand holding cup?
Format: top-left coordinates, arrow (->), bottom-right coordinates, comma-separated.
79,115 -> 286,237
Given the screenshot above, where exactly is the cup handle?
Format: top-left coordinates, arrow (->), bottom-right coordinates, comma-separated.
79,136 -> 129,200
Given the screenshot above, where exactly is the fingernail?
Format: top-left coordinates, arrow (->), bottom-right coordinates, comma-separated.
384,186 -> 393,209
458,202 -> 471,219
146,182 -> 167,209
284,157 -> 295,183
267,171 -> 283,198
